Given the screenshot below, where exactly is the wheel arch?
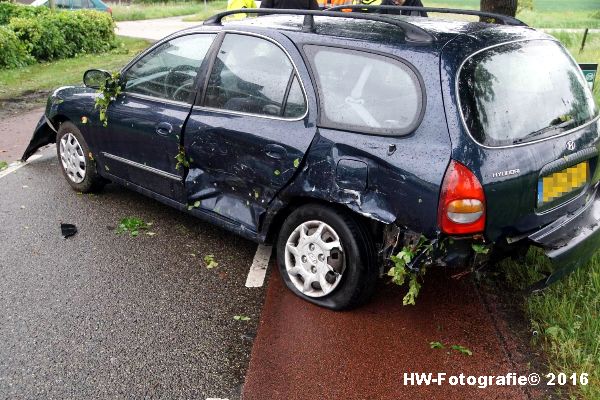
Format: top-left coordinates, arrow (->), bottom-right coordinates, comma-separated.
263,196 -> 387,246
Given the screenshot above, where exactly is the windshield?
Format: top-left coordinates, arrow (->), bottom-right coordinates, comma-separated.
458,40 -> 598,147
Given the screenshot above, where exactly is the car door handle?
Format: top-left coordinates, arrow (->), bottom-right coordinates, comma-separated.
156,122 -> 173,136
264,144 -> 287,160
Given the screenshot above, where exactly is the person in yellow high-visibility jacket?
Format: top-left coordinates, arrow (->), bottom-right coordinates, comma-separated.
319,0 -> 354,10
352,0 -> 428,16
226,0 -> 258,20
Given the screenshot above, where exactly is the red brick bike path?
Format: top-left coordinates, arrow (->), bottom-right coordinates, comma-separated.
242,267 -> 541,400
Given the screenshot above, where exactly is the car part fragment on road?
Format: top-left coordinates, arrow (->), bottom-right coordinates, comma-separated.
60,223 -> 78,239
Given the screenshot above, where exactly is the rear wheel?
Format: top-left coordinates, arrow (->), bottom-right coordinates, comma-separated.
56,121 -> 104,193
276,204 -> 377,310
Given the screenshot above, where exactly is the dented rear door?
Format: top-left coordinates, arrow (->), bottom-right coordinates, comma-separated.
183,31 -> 317,233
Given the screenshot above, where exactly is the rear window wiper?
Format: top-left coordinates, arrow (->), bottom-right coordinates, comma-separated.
513,118 -> 577,144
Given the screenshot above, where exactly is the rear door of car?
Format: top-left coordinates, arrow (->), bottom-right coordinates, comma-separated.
441,34 -> 600,242
96,33 -> 217,201
183,30 -> 316,233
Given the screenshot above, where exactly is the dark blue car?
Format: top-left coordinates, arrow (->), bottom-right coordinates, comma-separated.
23,7 -> 600,309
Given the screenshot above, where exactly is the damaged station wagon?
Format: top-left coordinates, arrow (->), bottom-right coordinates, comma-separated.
23,6 -> 600,309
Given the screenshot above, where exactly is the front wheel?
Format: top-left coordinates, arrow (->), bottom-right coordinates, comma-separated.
56,121 -> 104,193
276,204 -> 377,310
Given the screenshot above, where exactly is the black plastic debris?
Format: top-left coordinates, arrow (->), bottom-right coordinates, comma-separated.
61,223 -> 77,239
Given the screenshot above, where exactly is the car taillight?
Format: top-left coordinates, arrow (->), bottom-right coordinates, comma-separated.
438,160 -> 485,235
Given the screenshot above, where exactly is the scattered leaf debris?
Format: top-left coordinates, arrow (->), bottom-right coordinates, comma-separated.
204,254 -> 218,269
116,217 -> 149,237
451,345 -> 473,356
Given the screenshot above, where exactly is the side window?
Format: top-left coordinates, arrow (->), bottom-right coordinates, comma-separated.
56,0 -> 70,9
283,76 -> 306,118
305,45 -> 423,136
124,34 -> 216,103
204,34 -> 301,118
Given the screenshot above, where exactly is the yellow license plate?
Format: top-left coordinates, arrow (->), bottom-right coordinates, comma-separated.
538,161 -> 589,206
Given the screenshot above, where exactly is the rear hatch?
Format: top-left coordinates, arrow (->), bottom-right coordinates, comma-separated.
442,32 -> 600,242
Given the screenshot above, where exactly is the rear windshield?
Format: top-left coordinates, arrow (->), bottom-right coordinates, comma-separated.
458,40 -> 598,147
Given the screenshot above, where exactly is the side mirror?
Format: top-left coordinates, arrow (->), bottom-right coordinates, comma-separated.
83,69 -> 111,89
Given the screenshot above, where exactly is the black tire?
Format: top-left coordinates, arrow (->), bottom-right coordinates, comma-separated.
56,121 -> 104,193
276,204 -> 377,310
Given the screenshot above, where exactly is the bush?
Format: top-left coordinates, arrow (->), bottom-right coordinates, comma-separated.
1,9 -> 115,67
0,2 -> 48,25
48,11 -> 115,56
0,25 -> 32,68
9,16 -> 67,61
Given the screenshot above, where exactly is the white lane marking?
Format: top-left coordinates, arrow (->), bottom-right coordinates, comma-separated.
0,154 -> 42,179
245,244 -> 272,288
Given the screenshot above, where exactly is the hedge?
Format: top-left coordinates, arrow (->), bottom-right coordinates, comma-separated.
0,2 -> 49,25
0,25 -> 32,68
0,5 -> 115,67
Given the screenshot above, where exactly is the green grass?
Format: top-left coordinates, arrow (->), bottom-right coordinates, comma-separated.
109,1 -> 224,22
0,36 -> 151,101
181,1 -> 228,22
553,31 -> 600,106
499,250 -> 600,399
427,0 -> 599,11
426,0 -> 600,28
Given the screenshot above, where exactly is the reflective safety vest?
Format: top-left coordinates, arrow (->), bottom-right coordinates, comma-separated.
356,0 -> 382,5
353,0 -> 382,11
226,0 -> 257,20
319,0 -> 354,11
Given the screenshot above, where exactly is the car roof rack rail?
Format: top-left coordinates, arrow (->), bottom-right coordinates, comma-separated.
203,9 -> 436,43
326,5 -> 527,26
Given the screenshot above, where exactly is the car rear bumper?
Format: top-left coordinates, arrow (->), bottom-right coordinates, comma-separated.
528,188 -> 600,286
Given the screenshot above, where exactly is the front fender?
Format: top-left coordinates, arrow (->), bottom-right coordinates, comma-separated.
21,115 -> 57,161
21,86 -> 87,161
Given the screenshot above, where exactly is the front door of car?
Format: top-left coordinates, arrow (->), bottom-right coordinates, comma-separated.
184,32 -> 317,232
96,33 -> 217,201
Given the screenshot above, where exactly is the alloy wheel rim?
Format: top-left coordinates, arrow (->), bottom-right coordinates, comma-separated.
284,220 -> 345,298
59,132 -> 86,184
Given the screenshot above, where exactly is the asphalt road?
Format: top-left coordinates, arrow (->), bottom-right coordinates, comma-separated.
0,146 -> 266,399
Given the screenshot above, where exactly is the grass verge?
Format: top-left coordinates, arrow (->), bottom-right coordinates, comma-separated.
110,1 -> 224,22
426,0 -> 600,28
181,1 -> 228,22
553,31 -> 600,107
0,36 -> 150,101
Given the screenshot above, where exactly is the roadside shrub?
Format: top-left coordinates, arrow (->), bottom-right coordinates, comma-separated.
48,10 -> 115,56
0,25 -> 32,68
8,16 -> 67,61
0,2 -> 48,25
1,9 -> 115,67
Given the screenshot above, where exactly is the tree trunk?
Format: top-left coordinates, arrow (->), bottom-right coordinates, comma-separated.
480,0 -> 518,17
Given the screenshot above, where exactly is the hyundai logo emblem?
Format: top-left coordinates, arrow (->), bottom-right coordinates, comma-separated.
566,140 -> 576,151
